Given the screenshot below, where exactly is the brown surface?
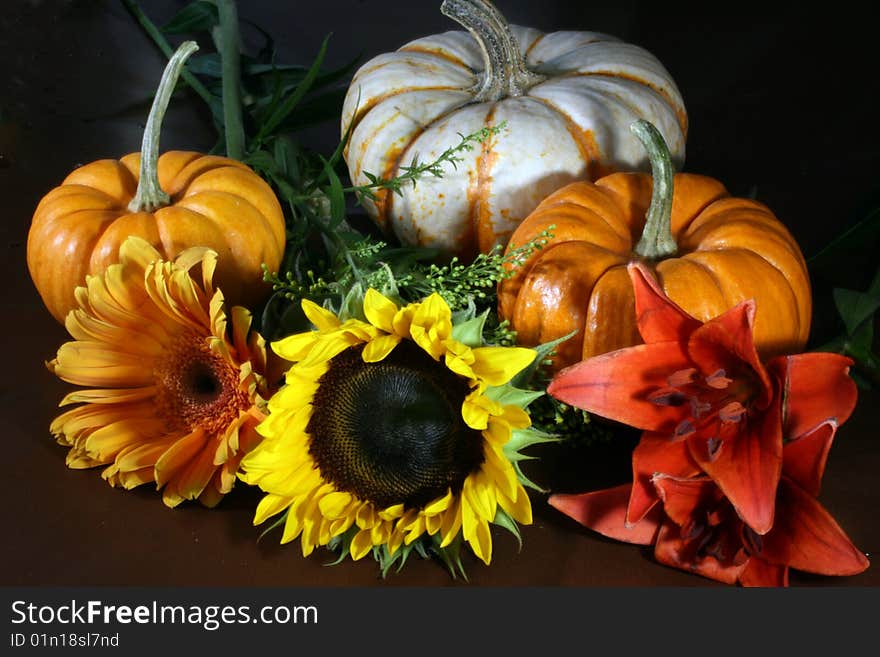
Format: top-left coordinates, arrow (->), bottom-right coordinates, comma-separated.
1,1 -> 877,587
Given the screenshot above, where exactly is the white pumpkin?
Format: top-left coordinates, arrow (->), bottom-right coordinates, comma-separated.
341,0 -> 688,258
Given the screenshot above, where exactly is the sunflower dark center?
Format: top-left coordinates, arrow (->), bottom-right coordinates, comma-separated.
307,341 -> 485,509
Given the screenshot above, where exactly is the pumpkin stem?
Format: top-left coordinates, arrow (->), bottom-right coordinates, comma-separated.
128,40 -> 199,213
441,0 -> 545,102
632,119 -> 678,259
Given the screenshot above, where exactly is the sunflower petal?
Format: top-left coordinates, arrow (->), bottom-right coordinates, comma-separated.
362,334 -> 400,363
350,529 -> 374,560
301,299 -> 341,331
363,288 -> 399,333
254,493 -> 292,526
470,346 -> 537,386
271,331 -> 321,362
498,484 -> 532,525
318,491 -> 354,519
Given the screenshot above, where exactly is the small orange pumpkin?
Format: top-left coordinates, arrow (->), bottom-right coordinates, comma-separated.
27,41 -> 286,324
498,120 -> 811,371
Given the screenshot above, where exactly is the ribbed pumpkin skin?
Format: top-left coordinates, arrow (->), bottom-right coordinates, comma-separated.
342,27 -> 687,258
497,173 -> 812,370
27,151 -> 286,324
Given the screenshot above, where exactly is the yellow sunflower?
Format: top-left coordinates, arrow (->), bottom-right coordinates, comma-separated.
48,236 -> 269,508
239,288 -> 550,569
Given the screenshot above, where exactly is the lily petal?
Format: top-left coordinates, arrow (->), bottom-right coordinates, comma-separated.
761,478 -> 870,576
548,484 -> 660,545
687,299 -> 773,408
738,556 -> 789,587
629,433 -> 701,525
651,474 -> 718,526
654,519 -> 745,586
688,393 -> 783,535
767,352 -> 858,440
782,420 -> 836,496
628,262 -> 702,345
548,342 -> 692,432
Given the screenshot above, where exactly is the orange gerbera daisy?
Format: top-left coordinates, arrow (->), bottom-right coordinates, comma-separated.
47,236 -> 269,507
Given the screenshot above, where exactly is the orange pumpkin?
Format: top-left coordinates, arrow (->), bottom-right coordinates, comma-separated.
498,120 -> 811,371
27,41 -> 286,324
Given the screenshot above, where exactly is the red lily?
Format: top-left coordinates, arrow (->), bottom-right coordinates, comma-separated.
552,421 -> 868,586
547,262 -> 858,535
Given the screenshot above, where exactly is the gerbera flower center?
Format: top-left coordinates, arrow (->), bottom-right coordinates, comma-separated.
648,367 -> 760,456
154,331 -> 250,434
307,341 -> 485,509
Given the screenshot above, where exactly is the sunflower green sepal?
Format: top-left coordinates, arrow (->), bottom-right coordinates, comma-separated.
451,306 -> 487,348
322,490 -> 472,580
239,288 -> 547,574
510,329 -> 578,389
504,427 -> 560,492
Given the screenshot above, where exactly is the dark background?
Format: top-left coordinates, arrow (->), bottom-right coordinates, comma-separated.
1,0 -> 877,587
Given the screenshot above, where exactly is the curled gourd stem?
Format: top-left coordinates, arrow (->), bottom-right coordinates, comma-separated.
441,0 -> 545,102
632,119 -> 678,259
128,40 -> 199,213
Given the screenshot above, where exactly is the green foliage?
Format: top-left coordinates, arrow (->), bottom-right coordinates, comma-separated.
261,225 -> 555,340
818,268 -> 880,389
807,198 -> 880,389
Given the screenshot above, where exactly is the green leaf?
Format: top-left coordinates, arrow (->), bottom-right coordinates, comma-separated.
256,34 -> 331,143
512,462 -> 547,493
451,310 -> 488,348
258,290 -> 311,341
434,534 -> 468,581
273,135 -> 302,183
320,156 -> 346,229
161,0 -> 218,35
809,205 -> 880,271
274,89 -> 348,132
324,527 -> 356,567
510,330 -> 577,389
505,427 -> 560,457
256,508 -> 288,543
339,282 -> 367,323
845,319 -> 877,365
833,286 -> 880,336
492,507 -> 523,551
484,384 -> 544,409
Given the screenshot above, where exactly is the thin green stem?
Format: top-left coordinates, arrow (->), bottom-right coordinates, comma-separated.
128,41 -> 199,213
347,123 -> 507,201
214,0 -> 246,160
632,119 -> 678,259
120,0 -> 214,107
